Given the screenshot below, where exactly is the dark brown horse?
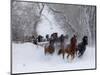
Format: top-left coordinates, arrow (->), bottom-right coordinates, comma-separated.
44,38 -> 55,55
44,45 -> 55,55
65,35 -> 77,59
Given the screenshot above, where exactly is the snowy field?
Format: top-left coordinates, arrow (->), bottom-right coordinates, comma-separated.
12,42 -> 95,74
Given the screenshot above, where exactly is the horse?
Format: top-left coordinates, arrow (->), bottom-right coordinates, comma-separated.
59,34 -> 65,43
44,45 -> 55,55
77,36 -> 88,57
46,34 -> 49,41
51,33 -> 58,42
44,37 -> 55,55
58,34 -> 65,59
65,35 -> 77,60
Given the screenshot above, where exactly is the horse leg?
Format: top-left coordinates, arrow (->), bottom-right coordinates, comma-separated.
44,47 -> 48,55
67,54 -> 69,59
72,53 -> 75,60
70,52 -> 74,60
62,51 -> 65,59
45,49 -> 47,55
78,53 -> 81,57
58,49 -> 62,55
51,48 -> 54,54
79,51 -> 84,57
75,49 -> 77,56
78,49 -> 81,57
78,49 -> 84,57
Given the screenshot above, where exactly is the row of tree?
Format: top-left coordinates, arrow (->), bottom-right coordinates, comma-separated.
11,0 -> 96,45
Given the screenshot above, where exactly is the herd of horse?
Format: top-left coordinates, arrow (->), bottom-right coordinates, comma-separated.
31,33 -> 88,60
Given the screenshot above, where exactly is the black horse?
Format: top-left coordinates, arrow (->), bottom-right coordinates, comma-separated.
77,36 -> 88,57
51,33 -> 58,42
59,34 -> 65,43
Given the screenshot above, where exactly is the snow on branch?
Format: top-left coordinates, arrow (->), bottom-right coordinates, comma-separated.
46,4 -> 76,33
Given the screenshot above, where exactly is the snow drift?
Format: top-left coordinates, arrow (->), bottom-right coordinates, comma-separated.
12,42 -> 95,73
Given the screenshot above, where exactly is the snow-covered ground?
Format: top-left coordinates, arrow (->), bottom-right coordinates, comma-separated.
12,42 -> 95,74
